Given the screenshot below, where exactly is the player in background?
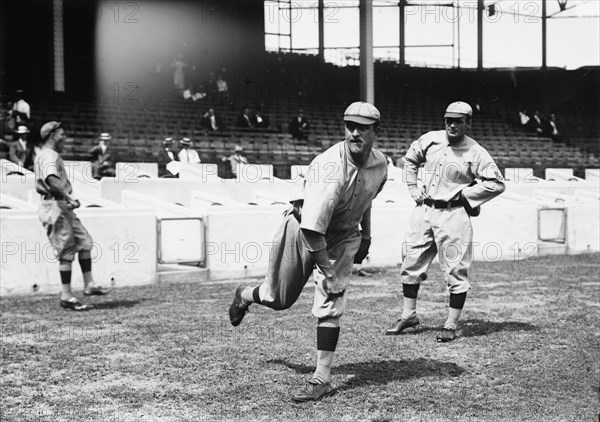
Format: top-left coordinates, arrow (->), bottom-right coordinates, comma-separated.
228,102 -> 387,402
385,102 -> 505,342
34,121 -> 109,311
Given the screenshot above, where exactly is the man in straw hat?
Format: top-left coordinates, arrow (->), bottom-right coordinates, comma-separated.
177,137 -> 201,164
227,101 -> 387,401
89,132 -> 115,179
9,125 -> 30,167
157,137 -> 178,177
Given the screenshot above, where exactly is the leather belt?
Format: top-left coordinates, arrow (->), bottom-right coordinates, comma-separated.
423,198 -> 462,209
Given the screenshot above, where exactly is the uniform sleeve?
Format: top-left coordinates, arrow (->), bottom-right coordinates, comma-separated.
300,158 -> 342,234
38,151 -> 60,182
403,137 -> 428,187
461,147 -> 505,208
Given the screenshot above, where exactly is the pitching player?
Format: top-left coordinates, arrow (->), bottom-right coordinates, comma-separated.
385,102 -> 505,342
34,121 -> 109,311
228,102 -> 387,402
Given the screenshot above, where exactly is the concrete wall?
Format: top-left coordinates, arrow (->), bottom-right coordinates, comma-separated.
1,207 -> 157,296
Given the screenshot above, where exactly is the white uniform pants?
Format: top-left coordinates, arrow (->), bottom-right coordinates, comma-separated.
400,205 -> 472,294
257,214 -> 361,319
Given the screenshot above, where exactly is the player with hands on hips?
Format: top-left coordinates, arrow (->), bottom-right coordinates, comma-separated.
228,101 -> 387,402
385,101 -> 505,342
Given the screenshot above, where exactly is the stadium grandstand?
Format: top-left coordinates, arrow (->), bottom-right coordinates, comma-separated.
0,0 -> 598,294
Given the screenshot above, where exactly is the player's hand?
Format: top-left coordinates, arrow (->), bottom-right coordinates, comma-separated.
67,199 -> 80,209
322,270 -> 346,298
408,186 -> 426,205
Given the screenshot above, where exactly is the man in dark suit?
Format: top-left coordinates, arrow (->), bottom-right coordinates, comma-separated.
201,108 -> 224,131
157,137 -> 178,177
88,132 -> 116,179
289,109 -> 310,141
9,125 -> 29,167
235,107 -> 253,128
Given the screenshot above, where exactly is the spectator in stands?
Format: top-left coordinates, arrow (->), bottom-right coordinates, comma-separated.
9,125 -> 29,167
172,54 -> 188,91
157,137 -> 178,177
236,107 -> 253,128
216,74 -> 229,105
177,137 -> 201,164
519,109 -> 530,129
89,133 -> 116,179
289,109 -> 310,141
547,113 -> 560,142
201,108 -> 224,132
473,98 -> 482,116
251,107 -> 270,129
24,140 -> 41,172
222,145 -> 248,177
11,89 -> 30,124
34,121 -> 110,311
531,110 -> 544,135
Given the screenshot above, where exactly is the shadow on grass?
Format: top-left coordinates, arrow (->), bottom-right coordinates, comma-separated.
460,318 -> 536,338
267,358 -> 464,391
91,299 -> 141,310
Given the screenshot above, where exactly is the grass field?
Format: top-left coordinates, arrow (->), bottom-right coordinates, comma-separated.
1,253 -> 599,422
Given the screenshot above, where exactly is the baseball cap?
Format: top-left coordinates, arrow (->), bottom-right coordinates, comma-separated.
163,137 -> 174,145
343,102 -> 380,125
99,132 -> 112,141
40,121 -> 63,141
234,145 -> 243,152
180,137 -> 191,145
16,125 -> 30,134
444,101 -> 473,118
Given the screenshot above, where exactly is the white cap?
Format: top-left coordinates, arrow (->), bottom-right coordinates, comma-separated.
444,101 -> 473,118
343,102 -> 380,125
99,132 -> 112,141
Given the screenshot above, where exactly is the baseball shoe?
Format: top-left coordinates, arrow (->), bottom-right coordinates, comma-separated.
384,315 -> 420,335
291,379 -> 335,402
436,328 -> 456,343
229,285 -> 250,327
357,268 -> 372,277
83,286 -> 110,296
60,298 -> 92,311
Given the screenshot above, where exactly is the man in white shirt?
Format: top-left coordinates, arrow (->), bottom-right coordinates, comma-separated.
9,125 -> 29,166
12,90 -> 31,123
222,145 -> 248,177
177,138 -> 201,164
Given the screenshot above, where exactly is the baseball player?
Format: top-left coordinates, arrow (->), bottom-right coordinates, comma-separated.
34,121 -> 109,311
385,101 -> 505,342
228,102 -> 387,402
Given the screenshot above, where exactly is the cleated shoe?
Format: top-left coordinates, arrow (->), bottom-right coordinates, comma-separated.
228,285 -> 250,327
436,327 -> 457,343
83,286 -> 110,296
291,379 -> 335,402
385,315 -> 420,335
60,298 -> 92,311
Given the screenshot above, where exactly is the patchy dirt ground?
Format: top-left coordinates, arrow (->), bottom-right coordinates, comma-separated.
1,254 -> 599,422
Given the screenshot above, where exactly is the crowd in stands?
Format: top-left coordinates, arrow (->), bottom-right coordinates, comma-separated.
1,90 -> 37,170
518,108 -> 561,142
157,135 -> 249,178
